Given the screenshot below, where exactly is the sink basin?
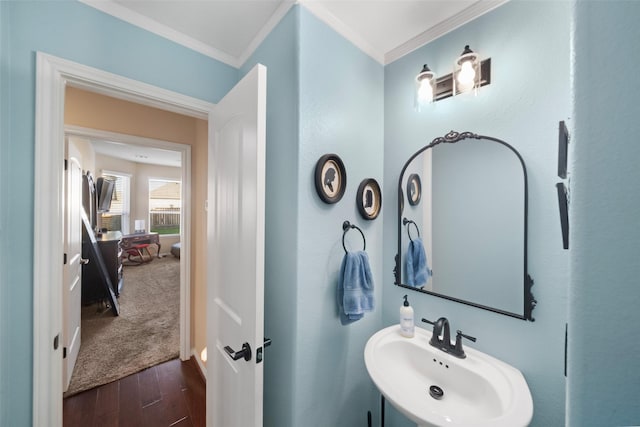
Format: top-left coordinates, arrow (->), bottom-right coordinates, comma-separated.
364,325 -> 533,427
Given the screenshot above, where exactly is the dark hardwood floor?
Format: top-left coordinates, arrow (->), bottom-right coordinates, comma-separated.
63,357 -> 205,427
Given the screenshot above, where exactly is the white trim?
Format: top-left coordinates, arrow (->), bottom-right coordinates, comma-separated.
238,0 -> 296,67
192,348 -> 208,380
35,52 -> 214,427
79,0 -> 239,68
80,0 -> 507,69
299,1 -> 385,64
34,51 -> 66,427
57,59 -> 212,120
66,125 -> 193,361
385,0 -> 510,64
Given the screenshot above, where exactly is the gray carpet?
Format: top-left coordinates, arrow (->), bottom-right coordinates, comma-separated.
65,255 -> 180,397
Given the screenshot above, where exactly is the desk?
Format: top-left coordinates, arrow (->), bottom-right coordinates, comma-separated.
121,232 -> 161,258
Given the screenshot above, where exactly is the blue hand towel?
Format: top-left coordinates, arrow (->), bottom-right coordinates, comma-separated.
405,237 -> 432,287
337,251 -> 374,324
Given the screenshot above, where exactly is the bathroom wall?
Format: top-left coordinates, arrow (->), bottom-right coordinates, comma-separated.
383,2 -> 570,426
241,5 -> 385,426
568,1 -> 640,425
294,7 -> 384,426
0,1 -> 236,425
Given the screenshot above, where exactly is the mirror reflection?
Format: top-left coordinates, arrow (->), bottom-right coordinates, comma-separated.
396,131 -> 535,320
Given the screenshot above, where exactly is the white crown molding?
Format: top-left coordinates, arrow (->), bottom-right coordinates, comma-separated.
238,1 -> 296,67
79,0 -> 240,68
79,0 -> 508,69
299,0 -> 385,65
385,0 -> 510,65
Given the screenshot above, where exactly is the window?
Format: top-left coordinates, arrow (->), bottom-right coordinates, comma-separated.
99,172 -> 131,234
149,179 -> 181,235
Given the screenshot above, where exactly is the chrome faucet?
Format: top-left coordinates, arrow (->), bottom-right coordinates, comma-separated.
421,317 -> 476,359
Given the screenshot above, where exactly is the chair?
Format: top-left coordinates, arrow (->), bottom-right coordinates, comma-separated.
125,243 -> 153,264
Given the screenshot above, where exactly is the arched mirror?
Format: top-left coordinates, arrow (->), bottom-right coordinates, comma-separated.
395,131 -> 536,320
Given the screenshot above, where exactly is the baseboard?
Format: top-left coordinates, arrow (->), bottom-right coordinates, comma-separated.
192,348 -> 207,382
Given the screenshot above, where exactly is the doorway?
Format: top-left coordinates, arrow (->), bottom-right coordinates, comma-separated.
64,127 -> 190,397
33,52 -> 214,426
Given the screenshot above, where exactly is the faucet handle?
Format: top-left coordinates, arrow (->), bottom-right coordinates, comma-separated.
421,318 -> 436,327
456,330 -> 476,343
422,318 -> 443,347
452,330 -> 476,358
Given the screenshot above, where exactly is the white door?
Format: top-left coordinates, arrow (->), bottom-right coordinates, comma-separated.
63,138 -> 84,391
207,64 -> 266,427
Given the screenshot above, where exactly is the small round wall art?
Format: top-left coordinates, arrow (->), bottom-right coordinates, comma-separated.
356,178 -> 381,220
314,154 -> 346,204
407,173 -> 422,206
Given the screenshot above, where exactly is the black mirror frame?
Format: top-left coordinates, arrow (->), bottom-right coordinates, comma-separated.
394,130 -> 537,321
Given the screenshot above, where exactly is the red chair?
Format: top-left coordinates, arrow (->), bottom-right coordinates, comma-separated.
125,243 -> 153,264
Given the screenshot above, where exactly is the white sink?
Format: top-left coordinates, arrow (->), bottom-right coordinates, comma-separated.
364,325 -> 533,427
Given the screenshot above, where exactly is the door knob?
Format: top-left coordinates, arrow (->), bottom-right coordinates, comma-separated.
224,342 -> 252,362
80,258 -> 90,265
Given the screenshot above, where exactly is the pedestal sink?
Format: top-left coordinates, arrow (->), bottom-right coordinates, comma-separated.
364,325 -> 533,427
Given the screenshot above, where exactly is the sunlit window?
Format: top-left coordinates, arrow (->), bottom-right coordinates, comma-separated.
149,179 -> 181,235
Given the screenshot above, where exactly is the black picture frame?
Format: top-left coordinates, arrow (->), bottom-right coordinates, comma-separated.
558,120 -> 569,179
314,154 -> 346,204
356,178 -> 381,220
407,173 -> 421,206
556,182 -> 569,250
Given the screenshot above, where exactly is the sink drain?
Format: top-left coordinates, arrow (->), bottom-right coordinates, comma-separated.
429,385 -> 444,400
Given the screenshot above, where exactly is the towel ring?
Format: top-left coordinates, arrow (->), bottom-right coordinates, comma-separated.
402,218 -> 420,242
342,220 -> 366,253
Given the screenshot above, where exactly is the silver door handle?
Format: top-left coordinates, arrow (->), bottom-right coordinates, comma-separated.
80,258 -> 90,265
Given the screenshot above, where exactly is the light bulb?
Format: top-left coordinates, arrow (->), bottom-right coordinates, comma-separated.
457,60 -> 476,86
417,79 -> 434,104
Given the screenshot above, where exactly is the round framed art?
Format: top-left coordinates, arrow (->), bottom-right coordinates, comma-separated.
314,154 -> 346,204
407,173 -> 422,206
356,178 -> 381,220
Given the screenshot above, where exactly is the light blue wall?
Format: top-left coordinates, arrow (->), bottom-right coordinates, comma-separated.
568,1 -> 640,425
239,7 -> 300,427
240,6 -> 385,426
383,2 -> 570,426
0,2 -> 6,422
0,1 -> 236,425
294,7 -> 384,426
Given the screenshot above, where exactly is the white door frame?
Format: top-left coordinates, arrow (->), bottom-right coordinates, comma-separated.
34,52 -> 214,427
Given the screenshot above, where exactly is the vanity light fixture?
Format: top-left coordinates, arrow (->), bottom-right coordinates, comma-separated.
415,45 -> 491,105
415,64 -> 436,109
454,45 -> 481,95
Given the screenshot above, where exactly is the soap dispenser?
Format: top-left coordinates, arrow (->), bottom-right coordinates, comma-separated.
400,295 -> 415,338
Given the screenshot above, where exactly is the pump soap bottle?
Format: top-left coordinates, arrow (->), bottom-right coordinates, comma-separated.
400,295 -> 415,338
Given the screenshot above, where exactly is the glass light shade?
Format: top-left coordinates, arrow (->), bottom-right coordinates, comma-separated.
454,45 -> 481,95
415,64 -> 436,110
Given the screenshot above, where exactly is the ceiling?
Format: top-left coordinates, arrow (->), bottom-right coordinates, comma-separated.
91,138 -> 182,168
82,0 -> 507,166
82,0 -> 508,67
